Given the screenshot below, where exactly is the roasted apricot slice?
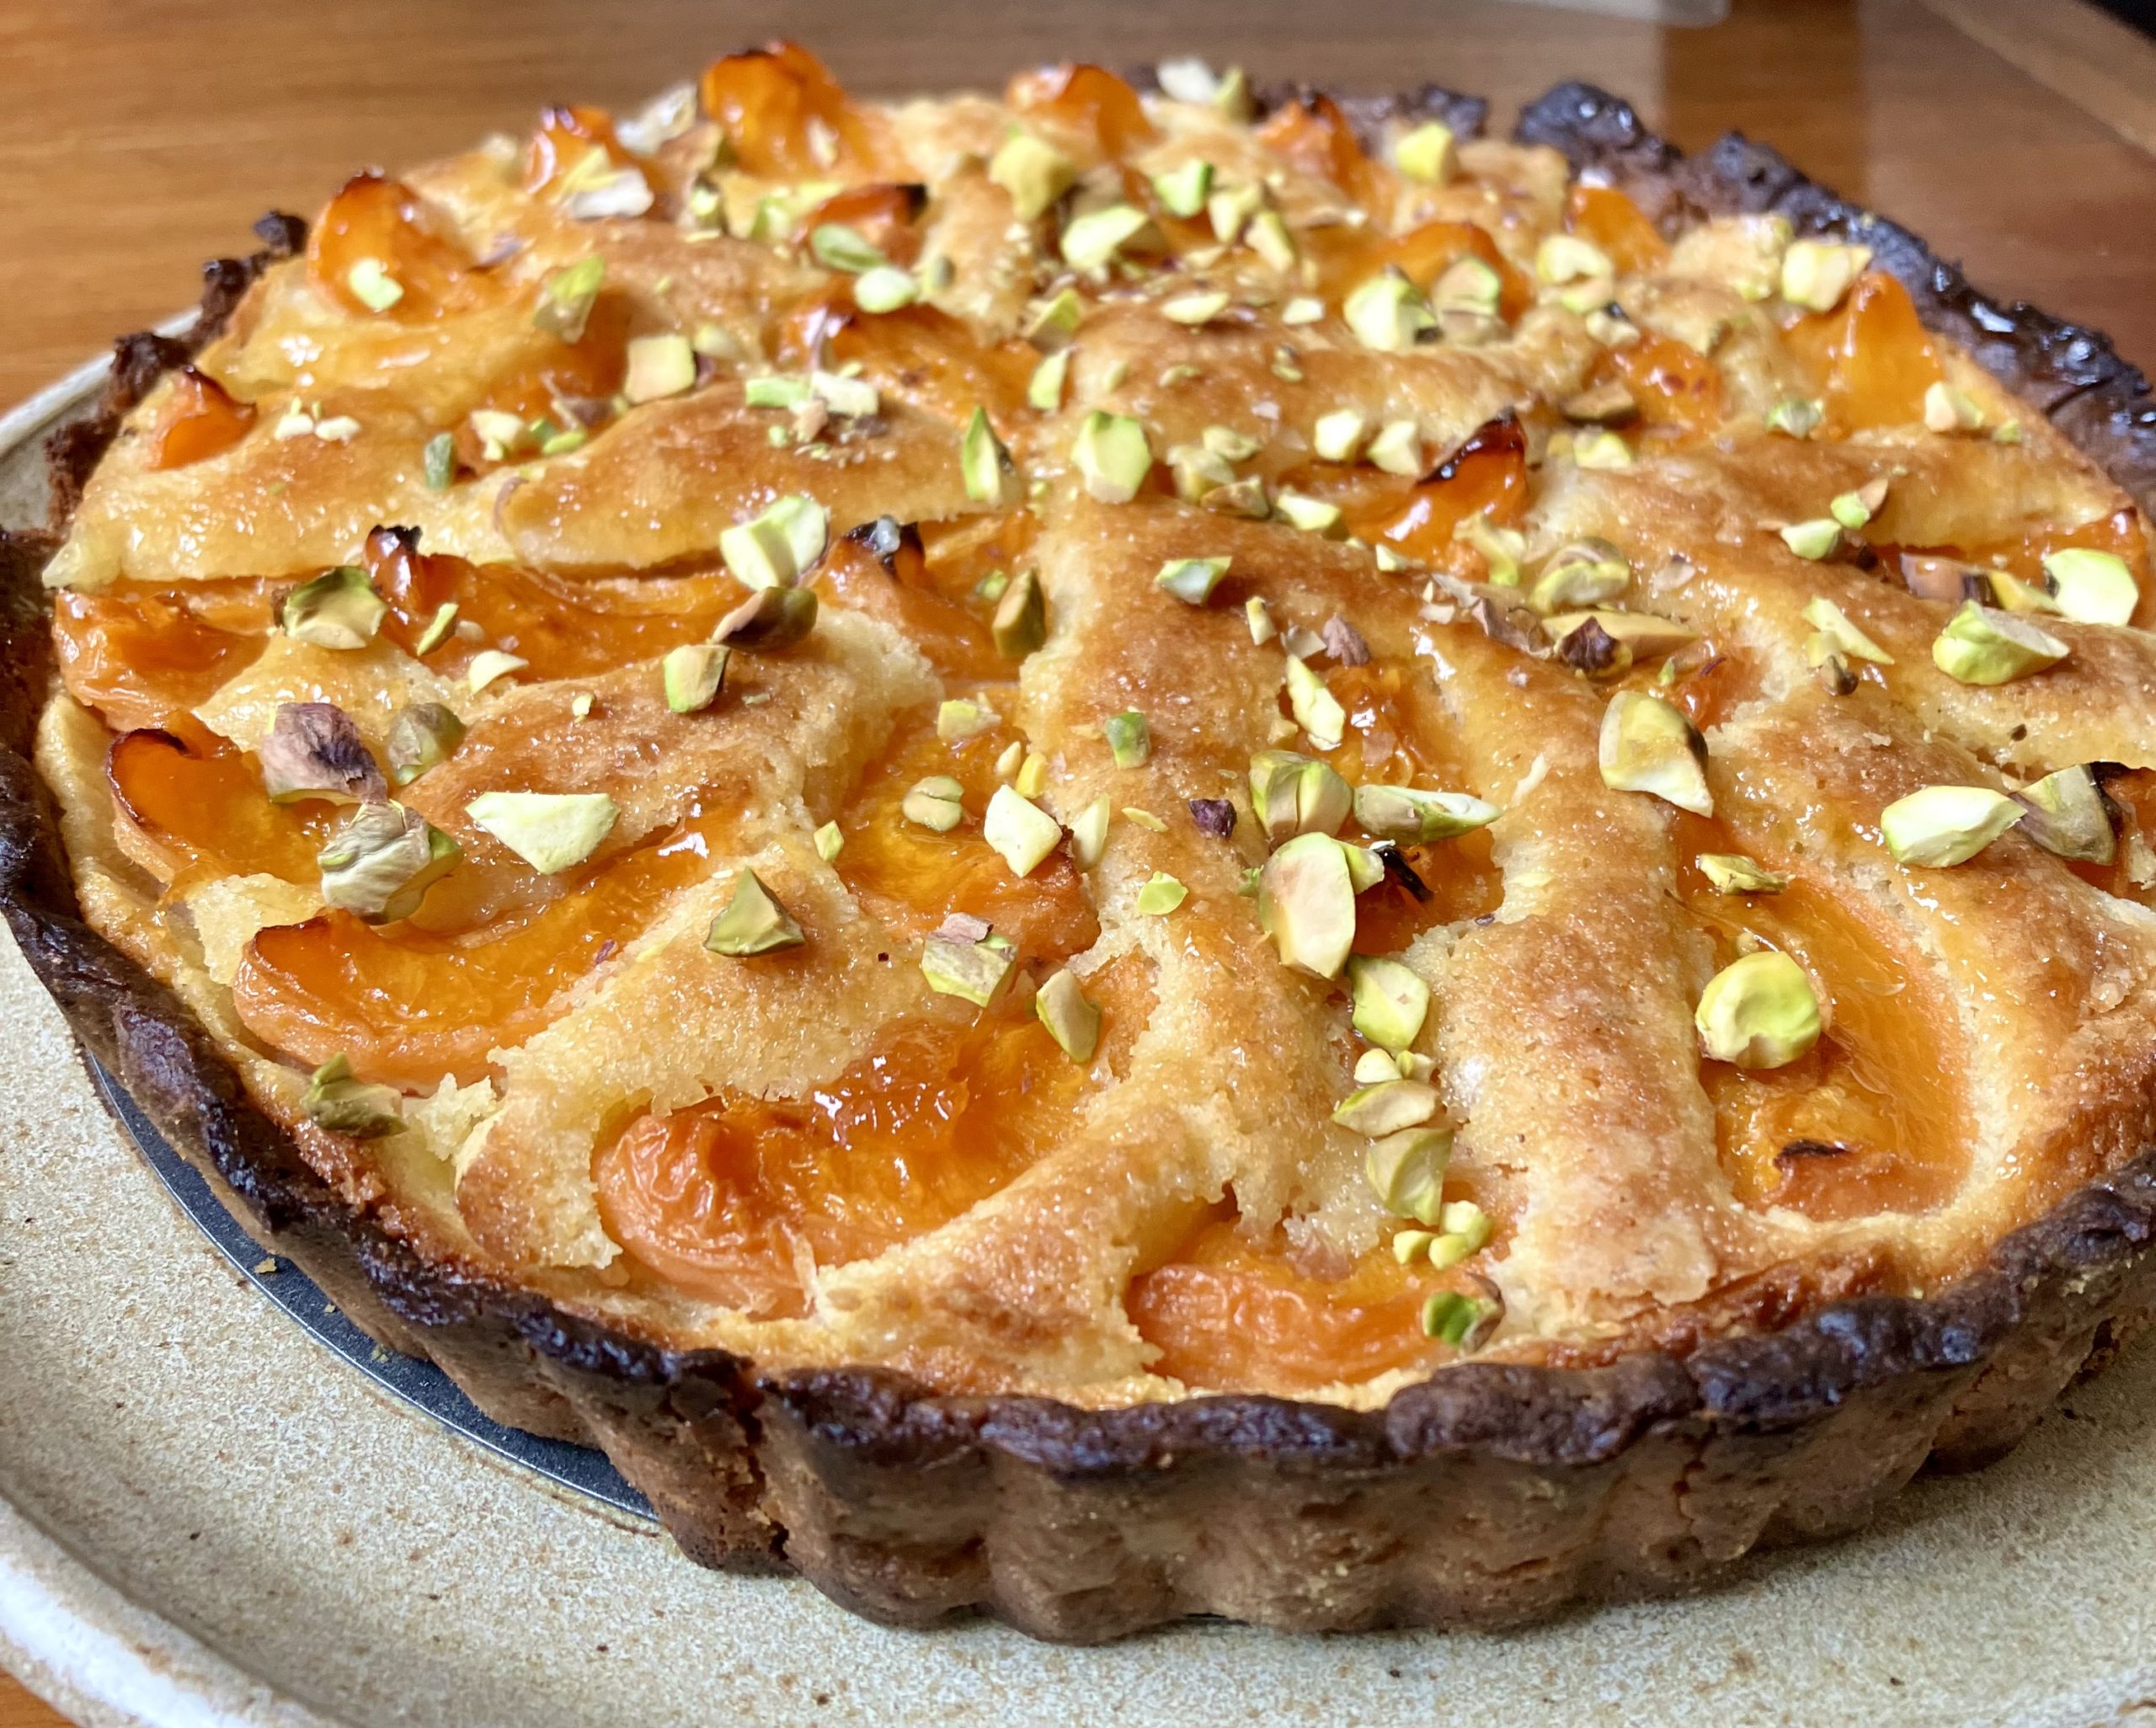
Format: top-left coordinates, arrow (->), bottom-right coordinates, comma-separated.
1344,413 -> 1529,564
1007,62 -> 1157,161
1565,183 -> 1668,275
1782,270 -> 1942,433
107,723 -> 331,885
54,580 -> 274,732
307,173 -> 493,322
697,41 -> 883,178
145,368 -> 255,472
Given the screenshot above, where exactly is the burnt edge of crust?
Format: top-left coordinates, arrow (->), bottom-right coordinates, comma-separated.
3,89 -> 2154,1641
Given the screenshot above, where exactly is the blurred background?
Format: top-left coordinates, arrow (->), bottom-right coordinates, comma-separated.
2,0 -> 2154,419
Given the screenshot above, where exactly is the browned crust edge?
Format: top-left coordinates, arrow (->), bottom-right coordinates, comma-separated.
4,85 -> 2156,1644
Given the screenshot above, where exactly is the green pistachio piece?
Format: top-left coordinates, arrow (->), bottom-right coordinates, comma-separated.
719,494 -> 829,589
1451,512 -> 1524,584
1200,476 -> 1270,519
622,333 -> 697,404
318,800 -> 459,923
1829,477 -> 1889,531
902,775 -> 966,832
712,584 -> 817,652
422,432 -> 457,490
532,256 -> 605,342
705,870 -> 805,955
1343,269 -> 1433,353
1365,419 -> 1422,477
1779,518 -> 1842,562
1206,180 -> 1263,244
1283,654 -> 1346,751
1357,1048 -> 1408,1085
1069,795 -> 1112,867
1697,852 -> 1789,894
1072,411 -> 1153,503
1027,348 -> 1070,413
1033,968 -> 1101,1062
1134,872 -> 1187,915
1393,1228 -> 1437,1264
1155,556 -> 1230,605
1202,424 -> 1262,461
851,265 -> 919,313
413,600 -> 459,655
1258,832 -> 1358,978
1333,1078 -> 1439,1137
303,1054 -> 403,1138
990,130 -> 1078,221
814,820 -> 845,862
808,222 -> 887,274
1433,255 -> 1502,318
663,642 -> 730,712
982,785 -> 1063,877
1346,954 -> 1430,1053
1343,845 -> 1387,893
1393,120 -> 1456,185
992,568 -> 1047,658
466,791 -> 618,873
259,701 -> 387,803
1364,1125 -> 1452,1225
1932,600 -> 2069,685
1779,238 -> 1871,312
1535,232 -> 1612,285
1924,381 -> 1984,433
1103,709 -> 1152,769
1598,691 -> 1712,815
1880,783 -> 2024,867
1543,610 -> 1698,662
921,927 -> 1014,1004
1016,751 -> 1049,797
1694,949 -> 1821,1069
1571,429 -> 1632,470
1352,783 -> 1500,845
1024,287 -> 1084,351
346,258 -> 403,313
1429,1199 -> 1493,1268
1151,157 -> 1214,219
995,739 -> 1026,782
1168,442 -> 1234,503
1420,1289 -> 1493,1347
937,698 -> 998,741
281,567 -> 387,650
1162,290 -> 1230,326
1249,750 -> 1351,845
1764,396 -> 1823,438
464,649 -> 527,695
384,701 -> 467,787
962,406 -> 1019,506
808,370 -> 878,418
1061,203 -> 1153,272
1802,595 -> 1893,664
2043,547 -> 2139,627
1245,596 -> 1278,644
744,374 -> 814,409
2013,764 -> 2117,865
1527,538 -> 1630,613
1275,492 -> 1344,536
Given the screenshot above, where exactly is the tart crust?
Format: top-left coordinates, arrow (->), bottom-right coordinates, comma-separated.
3,78 -> 2155,1642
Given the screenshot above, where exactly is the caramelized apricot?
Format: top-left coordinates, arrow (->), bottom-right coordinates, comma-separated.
1256,94 -> 1383,209
525,103 -> 635,195
1782,270 -> 1942,434
1007,63 -> 1157,162
1343,413 -> 1529,564
698,42 -> 883,178
1308,219 -> 1532,323
145,368 -> 255,471
777,296 -> 1033,424
54,581 -> 274,731
1595,329 -> 1723,440
1565,184 -> 1668,275
307,173 -> 491,322
108,723 -> 331,885
814,527 -> 1007,681
796,182 -> 926,267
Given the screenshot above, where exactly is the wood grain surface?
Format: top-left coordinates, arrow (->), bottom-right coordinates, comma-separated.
1,0 -> 2150,1720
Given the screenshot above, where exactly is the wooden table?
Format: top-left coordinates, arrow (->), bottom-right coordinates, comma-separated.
1,0 -> 2151,1720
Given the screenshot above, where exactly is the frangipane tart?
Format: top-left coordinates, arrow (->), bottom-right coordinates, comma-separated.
5,51 -> 2156,1642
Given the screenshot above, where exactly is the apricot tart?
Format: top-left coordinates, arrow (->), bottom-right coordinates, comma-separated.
4,54 -> 2156,1642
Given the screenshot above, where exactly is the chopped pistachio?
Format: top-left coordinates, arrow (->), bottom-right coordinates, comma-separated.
1780,518 -> 1842,561
705,870 -> 805,955
318,801 -> 459,922
982,785 -> 1064,877
937,697 -> 998,742
2014,764 -> 2117,865
1202,476 -> 1271,519
1988,570 -> 2057,615
1333,1078 -> 1439,1137
1599,691 -> 1712,815
1213,64 -> 1254,120
461,648 -> 525,696
1155,556 -> 1230,605
719,494 -> 829,589
623,333 -> 697,404
1932,600 -> 2069,685
1394,120 -> 1456,184
2043,547 -> 2139,627
1342,843 -> 1386,893
1168,442 -> 1233,504
1535,232 -> 1612,285
1250,749 -> 1351,844
1069,796 -> 1112,867
1352,783 -> 1500,845
1544,610 -> 1699,662
808,221 -> 887,274
1072,410 -> 1152,502
1428,1200 -> 1493,1269
1374,545 -> 1412,573
1033,968 -> 1102,1062
745,374 -> 813,409
1134,872 -> 1187,915
962,406 -> 1019,506
1150,157 -> 1215,220
1202,423 -> 1262,461
989,130 -> 1077,221
1695,949 -> 1821,1069
1420,1289 -> 1492,1347
1358,1048 -> 1408,1085
385,702 -> 467,787
994,739 -> 1026,783
1162,290 -> 1230,327
1016,750 -> 1049,797
1283,654 -> 1346,750
852,264 -> 919,313
1393,1227 -> 1437,1264
902,775 -> 966,832
1062,203 -> 1152,272
260,701 -> 387,803
1246,596 -> 1278,644
663,642 -> 730,712
1027,348 -> 1070,413
569,691 -> 595,719
1241,210 -> 1294,272
470,408 -> 527,460
1829,477 -> 1889,531
1312,408 -> 1368,464
1923,381 -> 1984,434
345,257 -> 404,313
1207,181 -> 1263,244
991,568 -> 1047,658
1365,419 -> 1422,477
533,256 -> 605,341
281,567 -> 387,650
1765,395 -> 1824,438
1802,595 -> 1894,664
1880,783 -> 2023,867
1697,852 -> 1789,894
814,820 -> 845,862
422,432 -> 456,491
465,790 -> 618,872
1275,491 -> 1345,536
1024,287 -> 1084,351
712,584 -> 817,652
1103,709 -> 1153,769
1347,954 -> 1430,1052
1779,237 -> 1871,312
1528,538 -> 1630,613
1364,1125 -> 1451,1225
538,427 -> 587,457
1281,295 -> 1324,326
1433,255 -> 1502,318
808,370 -> 878,418
1572,429 -> 1633,470
1257,832 -> 1358,978
303,1054 -> 402,1138
1344,268 -> 1433,352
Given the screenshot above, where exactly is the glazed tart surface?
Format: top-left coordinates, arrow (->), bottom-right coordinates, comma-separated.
27,47 -> 2156,1422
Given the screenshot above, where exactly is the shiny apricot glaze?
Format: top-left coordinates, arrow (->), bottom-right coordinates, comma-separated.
595,957 -> 1150,1315
1782,270 -> 1943,434
1565,183 -> 1668,276
53,579 -> 275,731
813,522 -> 1008,682
524,103 -> 638,195
1933,509 -> 2155,630
1671,812 -> 1968,1219
1307,219 -> 1534,325
107,721 -> 333,886
1006,62 -> 1157,163
1593,328 -> 1724,440
835,711 -> 1098,961
233,812 -> 731,1090
1129,1217 -> 1487,1391
2068,768 -> 2156,909
1343,413 -> 1529,568
776,295 -> 1034,425
307,173 -> 497,323
698,42 -> 886,178
359,526 -> 734,680
145,368 -> 256,472
796,181 -> 927,268
1256,93 -> 1385,210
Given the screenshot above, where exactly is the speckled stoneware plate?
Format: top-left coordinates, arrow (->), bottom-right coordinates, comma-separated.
8,356 -> 2156,1728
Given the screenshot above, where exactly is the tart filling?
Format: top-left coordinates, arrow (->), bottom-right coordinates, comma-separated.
34,47 -> 2156,1410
